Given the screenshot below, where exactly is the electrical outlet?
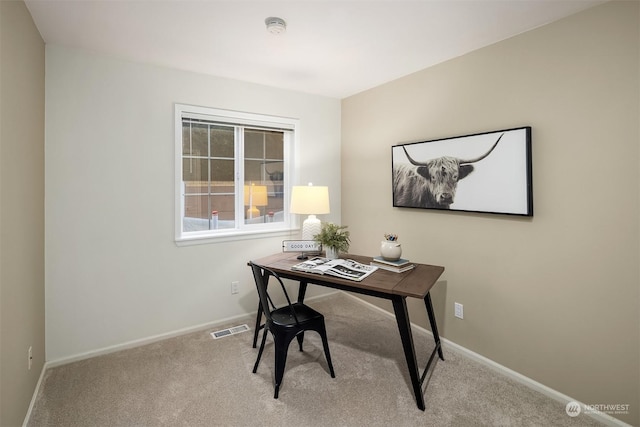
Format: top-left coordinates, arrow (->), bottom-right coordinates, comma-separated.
231,281 -> 239,295
28,346 -> 33,370
454,302 -> 464,319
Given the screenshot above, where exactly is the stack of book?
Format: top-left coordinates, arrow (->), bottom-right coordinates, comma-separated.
370,256 -> 415,273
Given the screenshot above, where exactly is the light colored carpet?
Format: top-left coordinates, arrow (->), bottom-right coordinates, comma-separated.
28,293 -> 603,427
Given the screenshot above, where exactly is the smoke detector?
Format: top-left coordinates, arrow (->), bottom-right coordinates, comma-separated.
265,17 -> 286,35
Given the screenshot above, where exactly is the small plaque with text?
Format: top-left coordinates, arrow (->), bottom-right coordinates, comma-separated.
282,240 -> 322,253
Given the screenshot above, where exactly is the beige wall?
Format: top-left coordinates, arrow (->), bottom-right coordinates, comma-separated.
0,1 -> 46,425
342,2 -> 638,425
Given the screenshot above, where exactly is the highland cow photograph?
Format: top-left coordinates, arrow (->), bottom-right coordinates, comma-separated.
392,127 -> 532,216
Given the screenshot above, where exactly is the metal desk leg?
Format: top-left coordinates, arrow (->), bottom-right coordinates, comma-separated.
392,296 -> 426,411
425,292 -> 444,360
297,280 -> 308,303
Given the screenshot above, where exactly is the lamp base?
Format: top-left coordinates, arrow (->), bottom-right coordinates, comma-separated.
301,214 -> 321,240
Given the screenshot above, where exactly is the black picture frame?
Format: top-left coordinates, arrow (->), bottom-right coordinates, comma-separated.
392,127 -> 533,216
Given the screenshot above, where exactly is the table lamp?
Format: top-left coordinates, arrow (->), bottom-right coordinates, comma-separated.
290,183 -> 330,240
244,183 -> 268,220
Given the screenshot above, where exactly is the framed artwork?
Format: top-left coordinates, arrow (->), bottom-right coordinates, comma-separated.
392,127 -> 532,216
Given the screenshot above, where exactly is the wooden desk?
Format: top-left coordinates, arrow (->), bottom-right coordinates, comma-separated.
250,252 -> 445,411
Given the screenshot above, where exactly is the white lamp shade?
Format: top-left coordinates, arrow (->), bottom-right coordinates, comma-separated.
290,185 -> 330,214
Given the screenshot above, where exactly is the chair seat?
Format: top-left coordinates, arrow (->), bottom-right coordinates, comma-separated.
270,303 -> 323,327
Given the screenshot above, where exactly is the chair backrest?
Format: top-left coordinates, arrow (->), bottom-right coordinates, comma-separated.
249,262 -> 299,325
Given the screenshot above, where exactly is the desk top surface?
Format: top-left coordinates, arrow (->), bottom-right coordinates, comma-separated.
251,252 -> 445,299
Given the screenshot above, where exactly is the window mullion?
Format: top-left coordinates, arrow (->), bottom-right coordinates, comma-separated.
283,131 -> 292,228
236,126 -> 244,230
207,124 -> 213,230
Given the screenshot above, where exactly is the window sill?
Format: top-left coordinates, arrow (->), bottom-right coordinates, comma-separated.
175,227 -> 300,247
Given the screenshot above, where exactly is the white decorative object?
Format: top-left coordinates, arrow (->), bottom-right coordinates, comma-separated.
380,240 -> 402,261
325,247 -> 339,259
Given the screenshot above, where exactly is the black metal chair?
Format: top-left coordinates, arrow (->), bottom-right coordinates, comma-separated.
249,261 -> 335,398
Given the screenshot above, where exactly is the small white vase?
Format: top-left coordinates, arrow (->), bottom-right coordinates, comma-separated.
325,247 -> 339,259
380,240 -> 402,261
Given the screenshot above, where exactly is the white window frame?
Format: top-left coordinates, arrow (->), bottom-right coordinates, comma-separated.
175,104 -> 298,245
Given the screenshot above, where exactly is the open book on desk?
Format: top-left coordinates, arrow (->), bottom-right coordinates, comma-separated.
291,257 -> 378,282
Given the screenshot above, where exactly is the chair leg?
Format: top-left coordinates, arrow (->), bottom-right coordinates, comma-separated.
274,384 -> 280,399
273,335 -> 293,399
253,328 -> 268,373
319,326 -> 335,378
296,332 -> 304,352
253,301 -> 263,348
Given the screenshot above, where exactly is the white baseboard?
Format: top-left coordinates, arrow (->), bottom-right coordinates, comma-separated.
22,362 -> 47,427
340,292 -> 632,427
46,313 -> 253,368
45,291 -> 339,368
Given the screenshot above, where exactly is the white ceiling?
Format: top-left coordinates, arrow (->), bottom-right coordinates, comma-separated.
25,0 -> 604,99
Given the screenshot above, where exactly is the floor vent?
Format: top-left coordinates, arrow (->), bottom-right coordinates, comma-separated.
211,324 -> 250,339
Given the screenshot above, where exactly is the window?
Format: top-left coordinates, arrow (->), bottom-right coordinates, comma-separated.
175,104 -> 297,243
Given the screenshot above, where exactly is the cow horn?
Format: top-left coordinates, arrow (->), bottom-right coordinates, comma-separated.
402,145 -> 428,166
458,133 -> 504,165
402,133 -> 504,166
